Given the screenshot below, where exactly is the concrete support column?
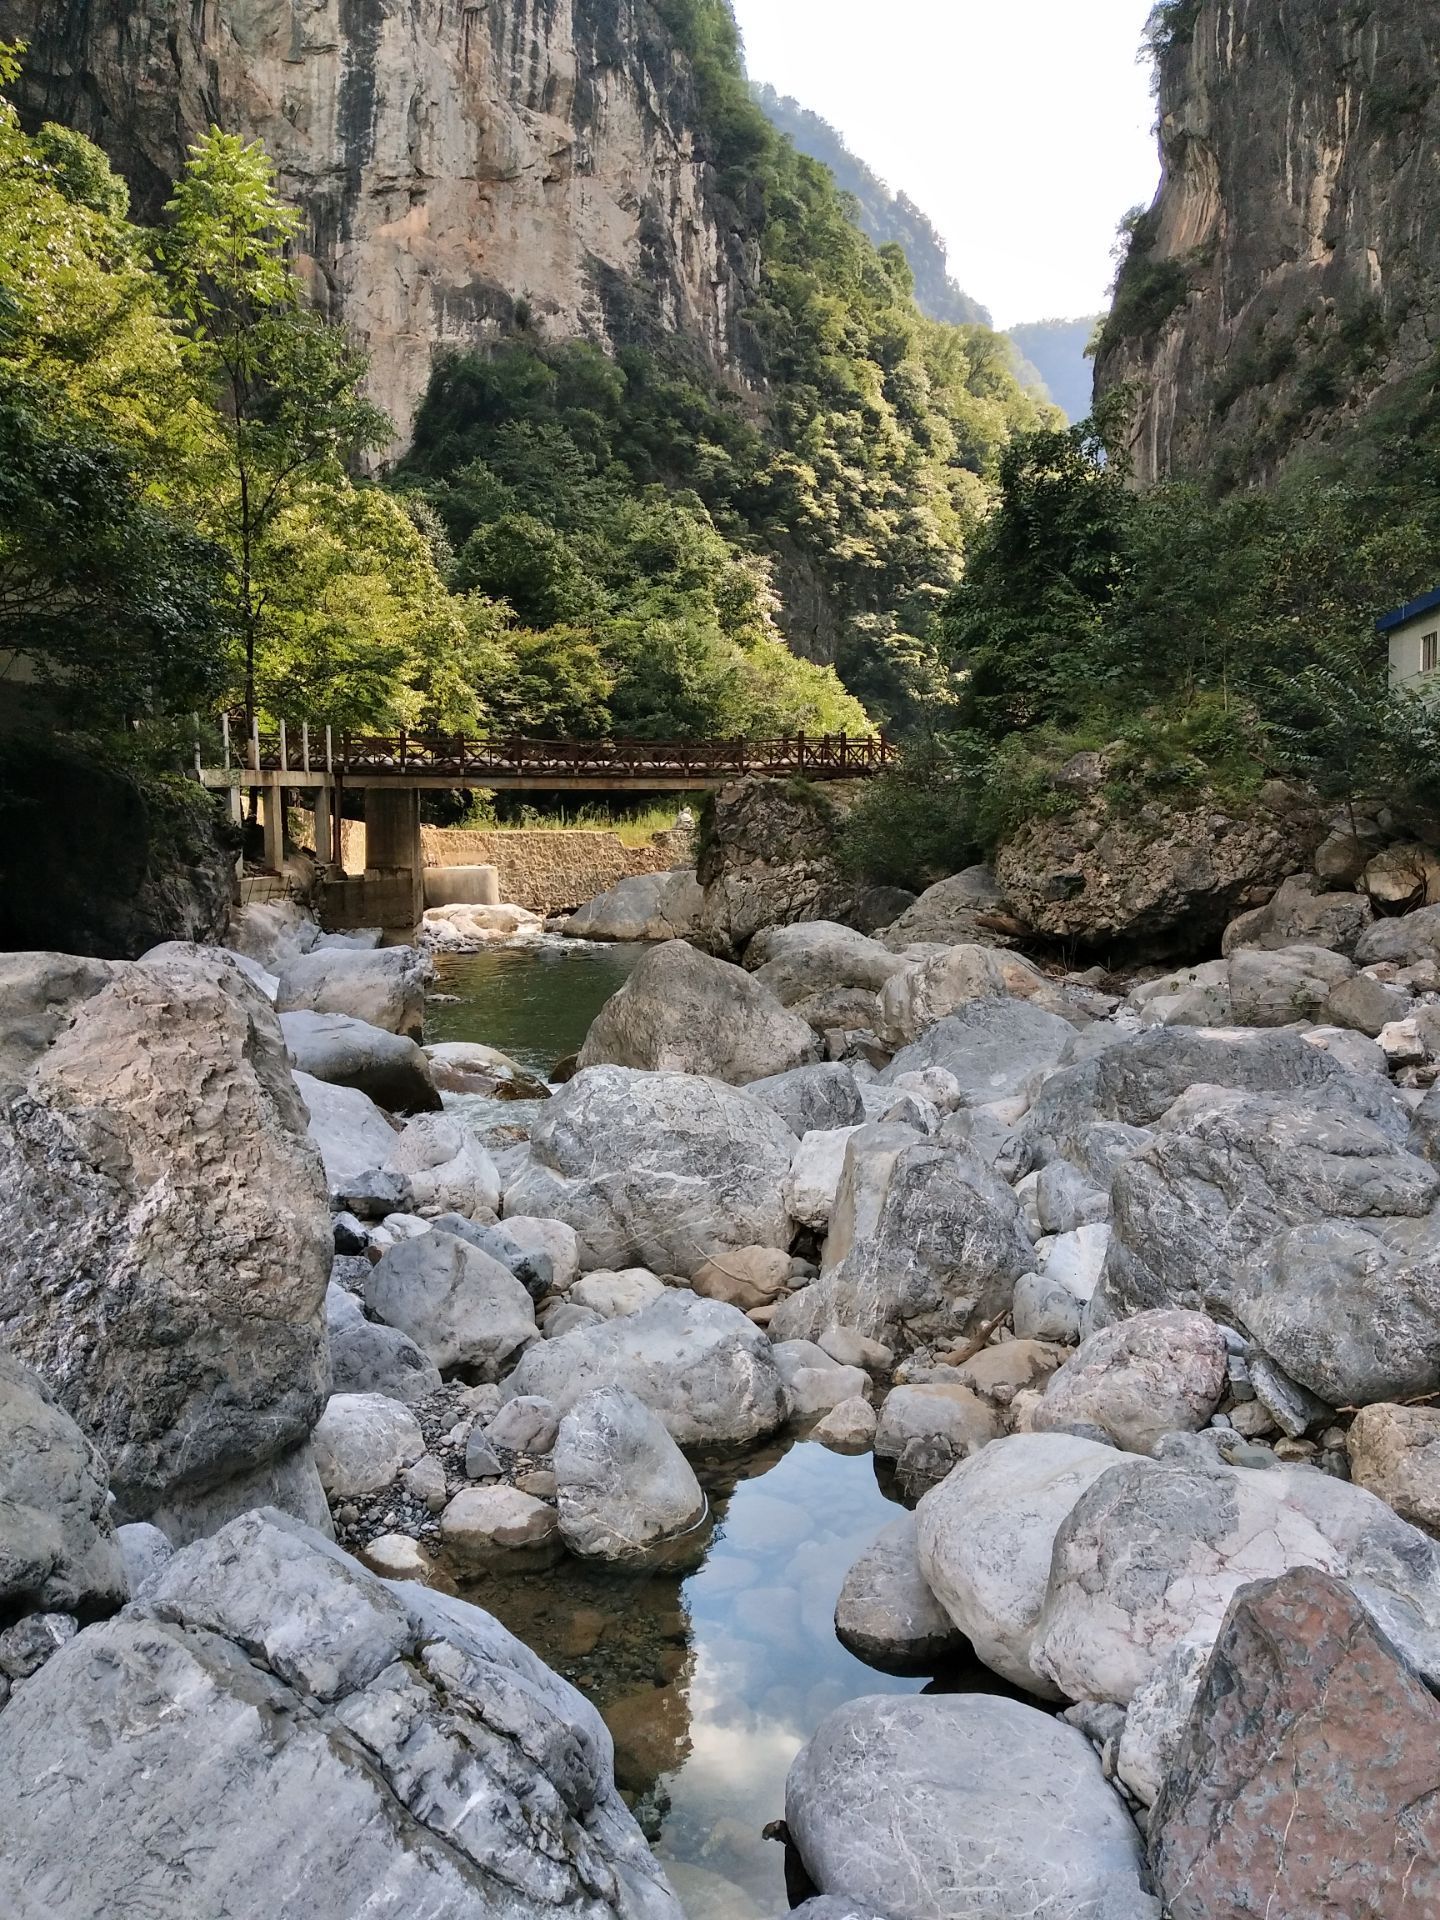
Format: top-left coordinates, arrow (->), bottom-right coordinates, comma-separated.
364,787 -> 421,871
261,780 -> 284,872
312,785 -> 332,871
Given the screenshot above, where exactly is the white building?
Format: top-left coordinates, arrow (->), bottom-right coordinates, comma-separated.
1381,587 -> 1440,691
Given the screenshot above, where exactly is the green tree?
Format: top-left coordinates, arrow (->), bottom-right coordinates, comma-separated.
158,129 -> 390,731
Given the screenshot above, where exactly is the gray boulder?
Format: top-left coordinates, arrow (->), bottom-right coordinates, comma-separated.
1226,944 -> 1354,1026
747,920 -> 907,1006
311,1393 -> 425,1499
1026,1023 -> 1416,1167
915,1432 -> 1119,1696
432,1213 -> 555,1298
223,900 -> 319,974
834,1514 -> 966,1674
747,1061 -> 865,1134
0,1509 -> 680,1918
564,870 -> 703,943
0,951 -> 120,1103
876,944 -> 1051,1048
503,1067 -> 797,1279
1222,873 -> 1374,957
879,996 -> 1077,1112
1233,1218 -> 1440,1406
772,1138 -> 1033,1353
364,1230 -> 537,1378
1097,1085 -> 1437,1321
1033,1311 -> 1228,1455
0,1349 -> 127,1619
295,1070 -> 401,1190
503,1292 -> 788,1448
553,1387 -> 706,1560
577,939 -> 818,1085
143,1439 -> 334,1547
1354,901 -> 1440,968
785,1693 -> 1157,1920
275,945 -> 427,1040
1033,1454 -> 1440,1705
0,957 -> 330,1524
878,867 -> 1010,948
325,1283 -> 442,1406
280,1010 -> 440,1114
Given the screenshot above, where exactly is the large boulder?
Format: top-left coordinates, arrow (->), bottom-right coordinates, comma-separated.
1224,943 -> 1353,1027
577,940 -> 817,1085
564,871 -> 703,943
1232,1218 -> 1440,1407
293,1070 -> 400,1190
876,945 -> 1051,1049
995,788 -> 1323,958
364,1230 -> 536,1378
1347,1401 -> 1440,1533
785,1693 -> 1157,1920
0,1348 -> 127,1619
1032,1454 -> 1440,1704
914,1432 -> 1120,1696
878,867 -> 1012,950
747,920 -> 906,1006
1033,1310 -> 1228,1455
1096,1084 -> 1437,1321
384,1111 -> 501,1216
0,1510 -> 681,1919
1354,901 -> 1440,968
0,951 -> 120,1103
0,957 -> 330,1525
1025,1022 -> 1415,1167
552,1387 -> 706,1560
280,1010 -> 440,1114
503,1068 -> 797,1279
1149,1569 -> 1440,1920
694,777 -> 868,954
1221,872 -> 1373,957
311,1392 -> 425,1499
834,1513 -> 966,1674
879,997 -> 1077,1113
785,1126 -> 862,1231
325,1283 -> 442,1406
502,1292 -> 788,1448
771,1138 -> 1033,1353
223,900 -> 319,975
276,946 -> 427,1040
747,1061 -> 865,1135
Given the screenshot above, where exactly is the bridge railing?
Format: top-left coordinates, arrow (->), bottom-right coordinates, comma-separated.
211,717 -> 895,782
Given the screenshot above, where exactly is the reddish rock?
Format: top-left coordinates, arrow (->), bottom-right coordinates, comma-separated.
1150,1567 -> 1440,1919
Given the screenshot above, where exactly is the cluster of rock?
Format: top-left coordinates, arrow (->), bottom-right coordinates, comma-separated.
10,845 -> 1440,1916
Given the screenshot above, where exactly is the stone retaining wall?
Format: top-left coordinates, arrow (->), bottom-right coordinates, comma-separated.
420,827 -> 693,913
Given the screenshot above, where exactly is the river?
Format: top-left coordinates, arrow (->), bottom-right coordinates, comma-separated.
422,939 -> 972,1918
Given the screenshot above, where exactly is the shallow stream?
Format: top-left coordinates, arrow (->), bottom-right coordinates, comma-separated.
421,940 -> 978,1918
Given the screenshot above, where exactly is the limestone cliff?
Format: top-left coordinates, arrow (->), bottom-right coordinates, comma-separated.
3,1 -> 751,448
1095,0 -> 1440,485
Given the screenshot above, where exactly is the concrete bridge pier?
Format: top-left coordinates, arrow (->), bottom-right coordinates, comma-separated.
320,787 -> 423,940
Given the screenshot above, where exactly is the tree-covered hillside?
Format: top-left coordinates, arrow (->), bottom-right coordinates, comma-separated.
1005,317 -> 1102,423
403,3 -> 1056,731
752,83 -> 989,330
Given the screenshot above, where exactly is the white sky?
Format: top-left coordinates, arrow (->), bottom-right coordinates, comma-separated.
729,0 -> 1161,328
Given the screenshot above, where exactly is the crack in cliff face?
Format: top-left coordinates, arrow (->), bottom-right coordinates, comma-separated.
0,0 -> 752,451
1095,0 -> 1440,487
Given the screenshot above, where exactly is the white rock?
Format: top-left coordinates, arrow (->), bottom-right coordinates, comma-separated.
497,1215 -> 580,1291
311,1393 -> 425,1499
570,1270 -> 667,1319
553,1387 -> 706,1560
385,1112 -> 500,1217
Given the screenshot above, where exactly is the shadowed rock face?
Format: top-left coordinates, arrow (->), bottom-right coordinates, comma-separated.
1150,1567 -> 1440,1920
1095,0 -> 1440,486
0,0 -> 751,449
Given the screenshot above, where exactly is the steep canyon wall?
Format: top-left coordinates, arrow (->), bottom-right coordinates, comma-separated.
3,0 -> 751,446
1095,0 -> 1440,485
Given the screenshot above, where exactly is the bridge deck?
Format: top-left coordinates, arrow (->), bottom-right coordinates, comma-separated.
200,726 -> 895,792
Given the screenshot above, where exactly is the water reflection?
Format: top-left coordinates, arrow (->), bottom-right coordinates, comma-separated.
455,1437 -> 948,1917
425,941 -> 647,1076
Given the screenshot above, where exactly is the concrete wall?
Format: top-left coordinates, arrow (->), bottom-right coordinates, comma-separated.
418,827 -> 694,913
1389,611 -> 1440,691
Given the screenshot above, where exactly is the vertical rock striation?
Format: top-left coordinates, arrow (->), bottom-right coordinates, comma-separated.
0,0 -> 751,446
1095,0 -> 1440,484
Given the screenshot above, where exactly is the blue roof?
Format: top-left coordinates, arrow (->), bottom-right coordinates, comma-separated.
1378,585 -> 1440,633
